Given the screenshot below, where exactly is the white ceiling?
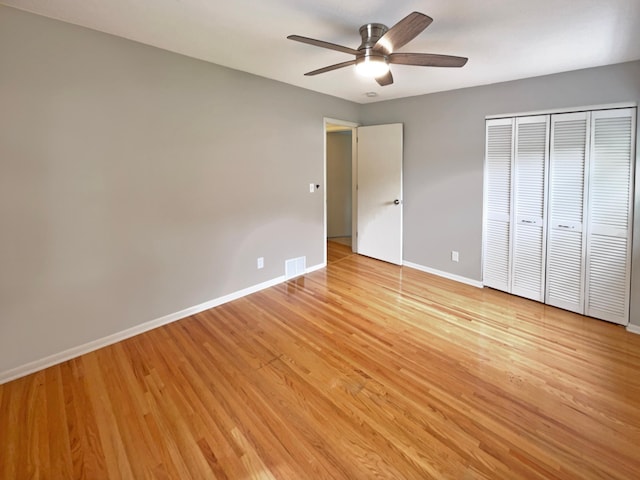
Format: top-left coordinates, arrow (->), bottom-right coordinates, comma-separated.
3,0 -> 640,104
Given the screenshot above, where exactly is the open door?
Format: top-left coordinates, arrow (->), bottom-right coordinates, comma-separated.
357,124 -> 403,265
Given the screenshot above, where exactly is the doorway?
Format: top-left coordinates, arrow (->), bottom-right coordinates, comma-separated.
323,118 -> 404,267
324,118 -> 358,266
326,128 -> 352,245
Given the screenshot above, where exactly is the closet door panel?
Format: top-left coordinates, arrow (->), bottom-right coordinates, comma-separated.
546,230 -> 584,309
546,112 -> 589,314
485,220 -> 511,289
587,236 -> 629,321
585,108 -> 636,324
511,116 -> 549,301
484,119 -> 514,292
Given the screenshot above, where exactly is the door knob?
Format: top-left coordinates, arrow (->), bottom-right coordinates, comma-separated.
394,199 -> 400,205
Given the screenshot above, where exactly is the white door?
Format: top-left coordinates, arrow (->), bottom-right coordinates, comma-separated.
584,108 -> 636,325
546,111 -> 590,314
483,118 -> 514,292
356,124 -> 403,265
511,115 -> 549,301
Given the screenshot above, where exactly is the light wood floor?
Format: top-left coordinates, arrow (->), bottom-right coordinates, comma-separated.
2,241 -> 640,479
327,236 -> 352,247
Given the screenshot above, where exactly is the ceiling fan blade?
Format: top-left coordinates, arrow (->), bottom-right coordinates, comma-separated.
376,70 -> 394,86
389,53 -> 468,67
375,12 -> 433,54
304,60 -> 356,76
287,35 -> 359,56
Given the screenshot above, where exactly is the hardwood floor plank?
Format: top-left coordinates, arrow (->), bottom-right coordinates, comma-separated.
60,359 -> 109,479
1,243 -> 640,478
1,378 -> 21,479
82,353 -> 136,479
45,365 -> 73,479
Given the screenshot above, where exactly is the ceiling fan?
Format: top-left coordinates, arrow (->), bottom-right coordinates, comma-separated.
287,12 -> 468,86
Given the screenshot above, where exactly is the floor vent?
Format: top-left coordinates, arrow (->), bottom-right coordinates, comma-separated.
285,256 -> 306,280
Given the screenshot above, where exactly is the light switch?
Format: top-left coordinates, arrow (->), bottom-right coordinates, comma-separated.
309,183 -> 315,193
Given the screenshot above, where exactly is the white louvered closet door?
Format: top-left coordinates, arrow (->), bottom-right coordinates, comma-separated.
545,112 -> 590,313
511,116 -> 549,301
484,118 -> 514,292
584,108 -> 636,325
546,112 -> 590,314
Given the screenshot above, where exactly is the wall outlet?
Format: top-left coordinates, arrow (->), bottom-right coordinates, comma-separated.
451,251 -> 459,262
257,257 -> 264,269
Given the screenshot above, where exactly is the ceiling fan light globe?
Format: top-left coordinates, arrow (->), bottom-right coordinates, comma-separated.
355,56 -> 390,78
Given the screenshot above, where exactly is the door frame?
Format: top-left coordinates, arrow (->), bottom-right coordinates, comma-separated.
324,117 -> 359,266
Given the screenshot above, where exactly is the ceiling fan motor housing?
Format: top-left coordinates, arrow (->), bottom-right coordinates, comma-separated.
356,23 -> 389,67
358,23 -> 389,49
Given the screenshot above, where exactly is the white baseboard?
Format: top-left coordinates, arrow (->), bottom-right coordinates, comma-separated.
626,323 -> 640,335
403,260 -> 484,289
0,273 -> 296,385
306,262 -> 325,274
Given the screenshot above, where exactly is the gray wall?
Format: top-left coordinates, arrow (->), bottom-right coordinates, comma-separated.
361,61 -> 640,327
0,6 -> 359,375
326,132 -> 352,238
